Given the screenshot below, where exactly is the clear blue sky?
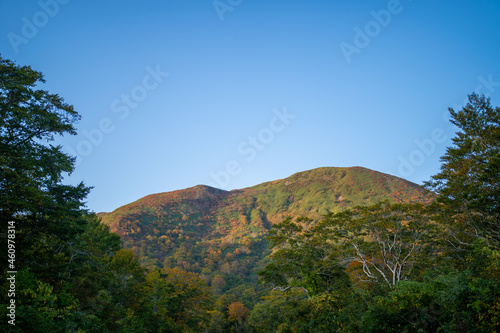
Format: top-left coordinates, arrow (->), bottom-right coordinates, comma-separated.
1,0 -> 499,213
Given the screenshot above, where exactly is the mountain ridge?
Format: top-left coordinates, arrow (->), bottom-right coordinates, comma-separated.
98,166 -> 424,216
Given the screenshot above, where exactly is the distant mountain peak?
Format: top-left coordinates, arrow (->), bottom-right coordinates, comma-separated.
100,166 -> 432,277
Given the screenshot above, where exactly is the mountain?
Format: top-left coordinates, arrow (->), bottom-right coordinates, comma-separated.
100,167 -> 432,296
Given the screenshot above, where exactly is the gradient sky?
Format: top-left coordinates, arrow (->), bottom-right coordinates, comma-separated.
1,0 -> 499,213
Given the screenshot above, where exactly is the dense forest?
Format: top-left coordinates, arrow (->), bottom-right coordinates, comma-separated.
1,56 -> 499,332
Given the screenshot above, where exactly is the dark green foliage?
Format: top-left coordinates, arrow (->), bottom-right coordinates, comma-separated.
0,56 -> 92,331
360,240 -> 500,333
0,56 -> 91,269
249,289 -> 313,332
425,93 -> 500,248
255,208 -> 500,332
0,269 -> 79,333
136,268 -> 213,332
260,216 -> 350,297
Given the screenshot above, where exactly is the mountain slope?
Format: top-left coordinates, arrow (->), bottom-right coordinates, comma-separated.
100,167 -> 432,295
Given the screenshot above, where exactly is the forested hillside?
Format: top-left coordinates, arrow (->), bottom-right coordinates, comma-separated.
99,167 -> 432,303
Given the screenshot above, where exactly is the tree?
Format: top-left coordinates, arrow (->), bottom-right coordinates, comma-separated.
425,93 -> 500,248
64,218 -> 146,332
359,239 -> 500,333
257,203 -> 440,330
249,289 -> 312,333
140,268 -> 213,332
211,275 -> 227,294
319,202 -> 439,289
261,203 -> 437,293
227,301 -> 250,332
0,56 -> 90,271
259,217 -> 349,298
0,269 -> 80,333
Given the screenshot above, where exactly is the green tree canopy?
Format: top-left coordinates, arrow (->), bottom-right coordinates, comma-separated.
0,56 -> 90,270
